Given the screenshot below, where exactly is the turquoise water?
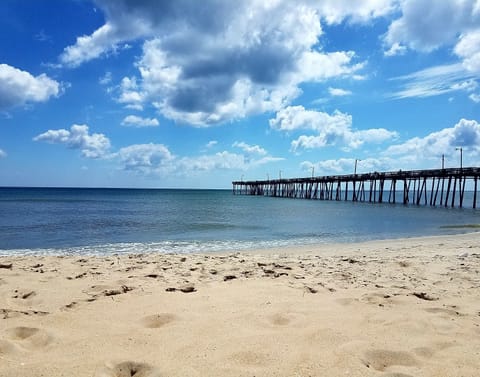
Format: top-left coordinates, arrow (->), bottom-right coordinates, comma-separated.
0,187 -> 478,255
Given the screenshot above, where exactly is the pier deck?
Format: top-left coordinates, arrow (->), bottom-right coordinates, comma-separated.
232,167 -> 480,209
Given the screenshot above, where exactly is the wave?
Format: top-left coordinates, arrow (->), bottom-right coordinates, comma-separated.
0,237 -> 333,256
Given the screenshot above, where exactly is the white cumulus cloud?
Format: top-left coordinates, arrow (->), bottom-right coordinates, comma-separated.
454,29 -> 480,73
99,71 -> 112,85
301,157 -> 391,175
113,143 -> 282,176
117,76 -> 144,110
33,124 -> 111,159
115,143 -> 174,174
178,152 -> 283,172
269,105 -> 352,132
121,115 -> 159,127
384,0 -> 480,53
0,64 -> 61,111
177,152 -> 248,172
469,93 -> 480,102
58,0 -> 396,126
328,87 -> 352,96
384,0 -> 480,84
314,0 -> 396,24
384,119 -> 480,165
232,142 -> 267,156
205,140 -> 218,149
0,148 -> 6,158
270,105 -> 397,151
60,23 -> 139,68
384,42 -> 407,57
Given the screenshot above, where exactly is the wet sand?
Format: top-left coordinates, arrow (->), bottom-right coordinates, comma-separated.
1,233 -> 479,376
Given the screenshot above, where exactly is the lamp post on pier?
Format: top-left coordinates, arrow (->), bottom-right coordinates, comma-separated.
442,154 -> 445,169
456,147 -> 463,169
311,166 -> 315,178
354,159 -> 361,175
279,170 -> 282,179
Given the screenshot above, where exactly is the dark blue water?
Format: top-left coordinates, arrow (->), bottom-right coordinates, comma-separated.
0,187 -> 478,255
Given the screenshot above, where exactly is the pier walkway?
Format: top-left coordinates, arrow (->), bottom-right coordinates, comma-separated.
232,167 -> 480,209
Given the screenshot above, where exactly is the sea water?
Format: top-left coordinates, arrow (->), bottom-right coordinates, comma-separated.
0,187 -> 478,255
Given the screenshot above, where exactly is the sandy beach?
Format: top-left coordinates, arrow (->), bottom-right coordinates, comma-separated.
1,233 -> 479,377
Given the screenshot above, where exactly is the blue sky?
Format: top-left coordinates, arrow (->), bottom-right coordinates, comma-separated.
0,0 -> 479,188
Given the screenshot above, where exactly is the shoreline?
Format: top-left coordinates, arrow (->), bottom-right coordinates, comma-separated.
1,229 -> 479,257
239,230 -> 480,256
1,232 -> 479,376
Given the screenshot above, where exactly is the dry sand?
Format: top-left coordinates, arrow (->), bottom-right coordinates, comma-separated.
1,233 -> 479,377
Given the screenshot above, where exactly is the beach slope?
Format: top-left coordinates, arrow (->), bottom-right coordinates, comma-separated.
1,233 -> 479,376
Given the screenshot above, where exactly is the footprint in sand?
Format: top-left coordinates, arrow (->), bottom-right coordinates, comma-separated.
9,289 -> 40,307
87,284 -> 114,294
230,350 -> 269,367
425,307 -> 463,316
413,346 -> 435,358
335,297 -> 357,306
4,326 -> 52,350
95,361 -> 160,377
269,313 -> 291,326
361,349 -> 418,372
0,308 -> 49,319
359,292 -> 396,306
0,339 -> 20,355
11,289 -> 36,300
61,301 -> 80,311
141,313 -> 177,328
413,340 -> 456,360
85,284 -> 134,299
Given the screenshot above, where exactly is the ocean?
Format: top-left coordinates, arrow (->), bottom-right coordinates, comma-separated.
0,187 -> 478,255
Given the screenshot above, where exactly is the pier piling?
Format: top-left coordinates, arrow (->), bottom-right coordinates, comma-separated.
232,167 -> 480,209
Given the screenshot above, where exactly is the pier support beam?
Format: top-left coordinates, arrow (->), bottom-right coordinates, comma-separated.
232,167 -> 480,209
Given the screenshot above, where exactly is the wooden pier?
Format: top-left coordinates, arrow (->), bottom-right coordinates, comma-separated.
232,167 -> 480,209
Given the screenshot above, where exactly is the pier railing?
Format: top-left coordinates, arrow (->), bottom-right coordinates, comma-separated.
232,167 -> 480,208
